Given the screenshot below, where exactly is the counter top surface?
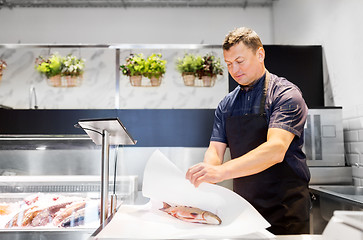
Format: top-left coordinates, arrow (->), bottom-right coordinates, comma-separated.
90,234 -> 323,240
92,192 -> 323,240
310,185 -> 363,207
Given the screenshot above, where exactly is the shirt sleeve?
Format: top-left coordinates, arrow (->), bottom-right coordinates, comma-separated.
268,85 -> 308,138
210,103 -> 228,143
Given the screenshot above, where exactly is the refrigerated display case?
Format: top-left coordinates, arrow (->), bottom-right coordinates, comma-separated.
0,134 -> 138,240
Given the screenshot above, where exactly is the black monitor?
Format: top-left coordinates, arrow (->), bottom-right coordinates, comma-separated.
228,45 -> 324,108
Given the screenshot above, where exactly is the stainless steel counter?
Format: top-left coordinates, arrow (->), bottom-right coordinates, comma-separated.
0,229 -> 94,240
310,185 -> 363,207
309,185 -> 363,234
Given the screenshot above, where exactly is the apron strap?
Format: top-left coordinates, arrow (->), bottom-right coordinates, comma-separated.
259,69 -> 270,115
229,69 -> 271,117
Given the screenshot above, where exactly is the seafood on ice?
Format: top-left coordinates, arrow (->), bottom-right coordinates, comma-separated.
52,201 -> 87,226
160,202 -> 222,225
2,193 -> 100,229
0,203 -> 12,215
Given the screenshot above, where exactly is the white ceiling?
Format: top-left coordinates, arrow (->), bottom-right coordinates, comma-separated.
0,0 -> 277,8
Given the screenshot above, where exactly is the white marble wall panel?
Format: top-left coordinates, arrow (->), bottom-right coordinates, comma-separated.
0,47 -> 116,109
118,48 -> 227,109
0,46 -> 228,109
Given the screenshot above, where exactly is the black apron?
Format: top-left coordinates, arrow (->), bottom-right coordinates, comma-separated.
225,71 -> 310,235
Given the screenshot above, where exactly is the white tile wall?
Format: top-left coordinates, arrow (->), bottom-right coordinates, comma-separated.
344,130 -> 359,142
343,106 -> 363,186
354,177 -> 363,186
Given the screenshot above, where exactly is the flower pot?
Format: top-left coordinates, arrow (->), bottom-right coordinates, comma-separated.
130,75 -> 142,87
62,75 -> 83,87
150,76 -> 161,87
182,73 -> 195,86
47,74 -> 83,87
202,75 -> 216,87
47,75 -> 62,87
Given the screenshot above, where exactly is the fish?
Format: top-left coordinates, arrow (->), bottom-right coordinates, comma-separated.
30,201 -> 74,227
6,198 -> 81,228
159,202 -> 222,225
5,208 -> 24,228
21,206 -> 43,227
5,206 -> 41,228
60,208 -> 86,228
60,200 -> 100,228
4,195 -> 95,229
52,201 -> 86,226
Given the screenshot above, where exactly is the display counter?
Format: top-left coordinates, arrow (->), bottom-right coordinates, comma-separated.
0,134 -> 138,240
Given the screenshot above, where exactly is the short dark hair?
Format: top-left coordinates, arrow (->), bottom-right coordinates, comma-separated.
222,27 -> 263,52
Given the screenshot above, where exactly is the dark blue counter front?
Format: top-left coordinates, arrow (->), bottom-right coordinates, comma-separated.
0,109 -> 215,147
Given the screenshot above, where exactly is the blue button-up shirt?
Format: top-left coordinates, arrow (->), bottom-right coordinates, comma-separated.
211,72 -> 310,182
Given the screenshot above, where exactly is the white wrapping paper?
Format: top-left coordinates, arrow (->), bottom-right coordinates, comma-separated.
96,149 -> 272,239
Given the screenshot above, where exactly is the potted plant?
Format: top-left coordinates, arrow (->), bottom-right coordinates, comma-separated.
35,53 -> 85,87
176,53 -> 203,86
143,53 -> 167,87
0,60 -> 7,82
35,53 -> 62,86
120,53 -> 145,87
61,54 -> 85,87
197,53 -> 223,87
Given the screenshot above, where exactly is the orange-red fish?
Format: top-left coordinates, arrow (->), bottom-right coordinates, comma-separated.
160,202 -> 221,225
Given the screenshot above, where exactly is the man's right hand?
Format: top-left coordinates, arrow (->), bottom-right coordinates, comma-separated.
185,141 -> 227,187
185,162 -> 226,187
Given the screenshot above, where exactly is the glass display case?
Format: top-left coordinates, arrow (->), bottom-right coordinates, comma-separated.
0,134 -> 138,240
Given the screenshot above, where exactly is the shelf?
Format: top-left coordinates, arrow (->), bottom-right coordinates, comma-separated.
0,43 -> 221,49
0,0 -> 275,9
110,43 -> 221,49
0,134 -> 98,150
0,44 -> 110,49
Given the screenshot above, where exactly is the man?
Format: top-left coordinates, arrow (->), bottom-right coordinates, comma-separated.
185,27 -> 311,235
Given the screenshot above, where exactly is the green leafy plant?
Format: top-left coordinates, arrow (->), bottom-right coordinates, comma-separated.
120,53 -> 146,77
143,53 -> 167,79
176,53 -> 203,76
61,54 -> 85,77
196,53 -> 223,79
35,53 -> 85,78
35,53 -> 62,78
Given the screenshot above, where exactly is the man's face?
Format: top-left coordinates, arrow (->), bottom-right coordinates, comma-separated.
223,42 -> 265,86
